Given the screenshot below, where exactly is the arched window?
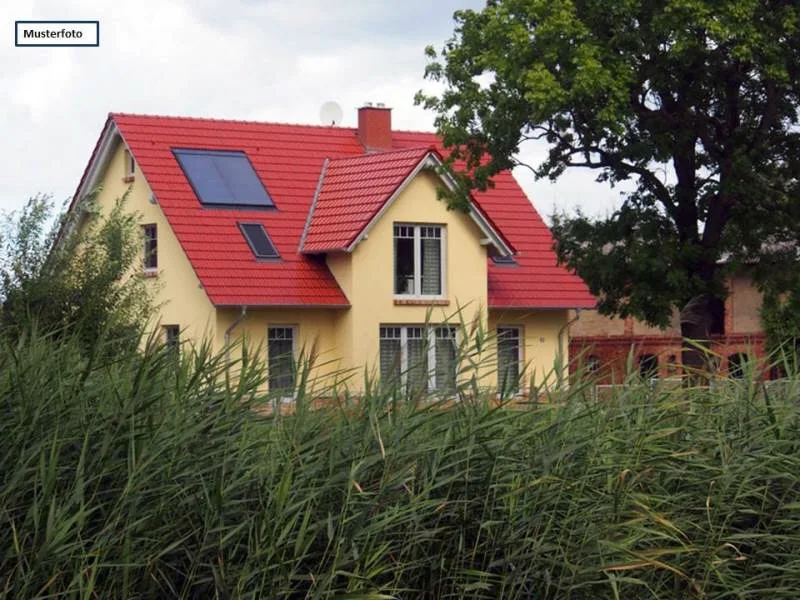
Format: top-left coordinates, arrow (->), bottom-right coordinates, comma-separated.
639,354 -> 659,379
728,353 -> 748,379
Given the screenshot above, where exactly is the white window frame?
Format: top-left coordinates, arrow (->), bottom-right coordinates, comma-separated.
497,326 -> 524,396
267,325 -> 297,403
124,148 -> 136,180
142,223 -> 157,274
379,324 -> 458,393
393,224 -> 446,299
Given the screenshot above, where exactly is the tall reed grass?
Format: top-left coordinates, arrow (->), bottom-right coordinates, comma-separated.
2,326 -> 800,598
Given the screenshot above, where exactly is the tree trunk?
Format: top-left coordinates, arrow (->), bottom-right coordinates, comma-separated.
680,294 -> 717,385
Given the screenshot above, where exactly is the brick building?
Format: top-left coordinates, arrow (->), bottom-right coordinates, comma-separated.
569,271 -> 770,382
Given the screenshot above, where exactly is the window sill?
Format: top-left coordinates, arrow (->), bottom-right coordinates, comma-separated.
123,175 -> 135,183
393,297 -> 449,306
141,269 -> 158,278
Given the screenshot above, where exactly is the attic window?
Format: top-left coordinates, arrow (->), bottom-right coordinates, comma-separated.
123,149 -> 135,181
239,223 -> 279,259
173,149 -> 274,208
491,255 -> 517,266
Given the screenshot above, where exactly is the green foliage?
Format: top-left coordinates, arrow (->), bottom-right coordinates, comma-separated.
3,327 -> 800,598
0,192 -> 154,353
761,287 -> 800,361
418,0 -> 800,328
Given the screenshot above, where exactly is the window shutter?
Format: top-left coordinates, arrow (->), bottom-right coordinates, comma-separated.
421,237 -> 441,295
434,327 -> 457,392
406,329 -> 427,393
379,337 -> 401,383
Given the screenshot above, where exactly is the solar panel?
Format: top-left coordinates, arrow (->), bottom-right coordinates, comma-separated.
239,223 -> 279,259
173,149 -> 274,208
491,255 -> 517,266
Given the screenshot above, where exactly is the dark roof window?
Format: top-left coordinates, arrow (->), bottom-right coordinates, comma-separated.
491,255 -> 517,266
173,149 -> 274,208
239,223 -> 279,259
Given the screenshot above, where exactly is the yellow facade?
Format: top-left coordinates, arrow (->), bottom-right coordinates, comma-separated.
83,140 -> 216,344
327,171 -> 490,381
487,309 -> 569,390
83,138 -> 570,395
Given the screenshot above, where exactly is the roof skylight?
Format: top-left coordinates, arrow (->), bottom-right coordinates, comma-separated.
491,255 -> 517,266
239,223 -> 279,259
174,149 -> 274,208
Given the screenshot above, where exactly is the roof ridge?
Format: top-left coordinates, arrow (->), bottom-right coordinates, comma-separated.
109,112 -> 442,135
110,112 -> 442,136
327,146 -> 432,163
109,111 -> 358,131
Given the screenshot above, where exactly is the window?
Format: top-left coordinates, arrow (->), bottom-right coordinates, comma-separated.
164,325 -> 180,352
142,224 -> 157,272
728,353 -> 748,379
173,149 -> 274,208
639,354 -> 659,379
497,327 -> 522,396
124,149 -> 135,180
239,223 -> 279,259
393,224 -> 443,296
379,325 -> 457,394
268,327 -> 295,399
491,255 -> 517,266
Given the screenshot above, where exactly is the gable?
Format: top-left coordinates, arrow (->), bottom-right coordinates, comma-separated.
360,169 -> 486,251
301,148 -> 512,257
351,169 -> 489,292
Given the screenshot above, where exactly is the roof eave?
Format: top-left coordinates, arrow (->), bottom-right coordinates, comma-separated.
73,117 -> 121,210
488,303 -> 597,311
214,301 -> 351,309
54,116 -> 119,248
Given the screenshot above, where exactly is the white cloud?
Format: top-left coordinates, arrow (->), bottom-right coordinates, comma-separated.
0,0 -> 622,218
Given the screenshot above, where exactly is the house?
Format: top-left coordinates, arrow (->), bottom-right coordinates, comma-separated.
68,105 -> 594,397
569,271 -> 770,382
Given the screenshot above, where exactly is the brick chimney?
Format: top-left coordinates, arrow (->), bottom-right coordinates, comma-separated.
357,103 -> 392,151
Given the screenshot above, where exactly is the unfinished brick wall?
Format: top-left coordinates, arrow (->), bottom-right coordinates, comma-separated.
570,309 -> 627,336
569,273 -> 770,382
730,273 -> 764,333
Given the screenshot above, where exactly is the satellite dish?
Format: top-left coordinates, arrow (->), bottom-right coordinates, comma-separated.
319,101 -> 343,126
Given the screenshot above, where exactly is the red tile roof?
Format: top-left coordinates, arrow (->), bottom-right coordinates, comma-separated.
301,147 -> 432,253
97,113 -> 593,309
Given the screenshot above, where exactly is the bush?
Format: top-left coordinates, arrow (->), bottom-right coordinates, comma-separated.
2,328 -> 800,599
0,193 -> 153,354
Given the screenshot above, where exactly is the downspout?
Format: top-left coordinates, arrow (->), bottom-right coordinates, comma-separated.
557,308 -> 582,388
224,306 -> 248,368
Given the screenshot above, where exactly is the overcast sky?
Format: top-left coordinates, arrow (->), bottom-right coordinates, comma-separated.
1,0 -> 627,220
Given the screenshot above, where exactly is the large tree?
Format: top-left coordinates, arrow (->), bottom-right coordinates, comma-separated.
418,0 -> 800,373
